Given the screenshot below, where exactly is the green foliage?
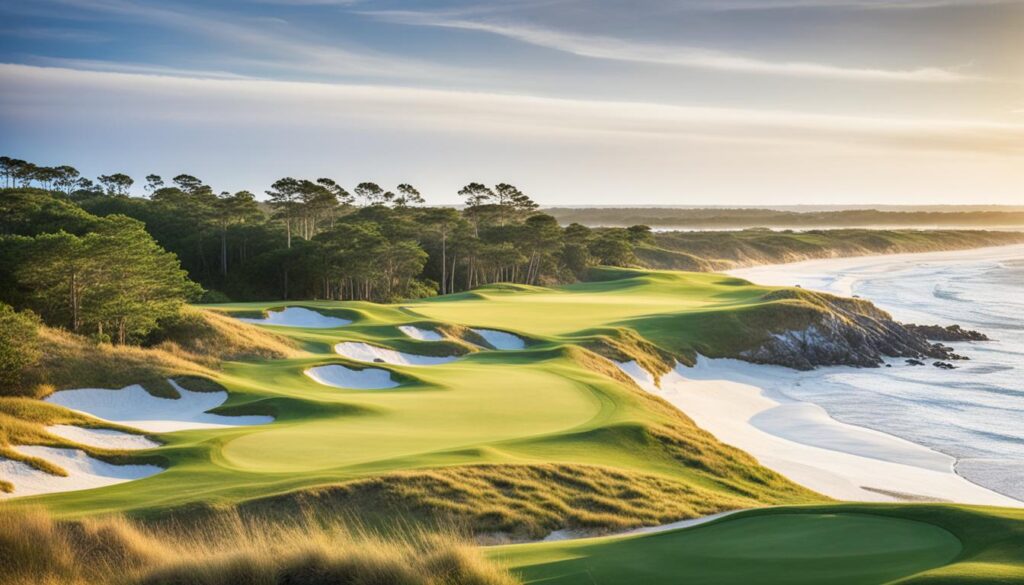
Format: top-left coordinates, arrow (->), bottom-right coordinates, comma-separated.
0,303 -> 41,390
8,215 -> 202,343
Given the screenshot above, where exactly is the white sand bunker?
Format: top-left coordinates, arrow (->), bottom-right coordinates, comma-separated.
45,380 -> 273,433
334,342 -> 456,366
398,325 -> 444,341
472,328 -> 526,350
0,446 -> 162,498
305,365 -> 400,389
238,307 -> 351,328
47,425 -> 159,451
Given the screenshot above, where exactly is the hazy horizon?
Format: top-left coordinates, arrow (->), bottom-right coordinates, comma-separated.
1,0 -> 1022,205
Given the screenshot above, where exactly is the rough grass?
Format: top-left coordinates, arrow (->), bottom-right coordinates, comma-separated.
13,308 -> 300,400
0,309 -> 297,477
0,507 -> 516,585
223,463 -> 768,543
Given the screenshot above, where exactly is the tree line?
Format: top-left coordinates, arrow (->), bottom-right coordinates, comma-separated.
1,155 -> 654,343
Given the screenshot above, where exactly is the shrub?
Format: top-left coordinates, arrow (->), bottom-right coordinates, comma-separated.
0,303 -> 41,392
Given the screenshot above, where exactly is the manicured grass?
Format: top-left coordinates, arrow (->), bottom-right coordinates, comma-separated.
494,503 -> 1024,584
8,269 -> 817,523
493,510 -> 962,585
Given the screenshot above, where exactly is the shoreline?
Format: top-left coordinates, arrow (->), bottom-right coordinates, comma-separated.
618,358 -> 1020,507
726,243 -> 1024,503
727,242 -> 1024,298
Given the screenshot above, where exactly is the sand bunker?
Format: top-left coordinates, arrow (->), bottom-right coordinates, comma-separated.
45,380 -> 274,433
238,307 -> 351,328
0,446 -> 162,498
398,325 -> 444,341
616,358 -> 1019,507
334,342 -> 456,366
305,365 -> 400,389
472,328 -> 525,350
46,425 -> 159,451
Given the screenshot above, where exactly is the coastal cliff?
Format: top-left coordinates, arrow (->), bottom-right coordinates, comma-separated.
718,289 -> 979,370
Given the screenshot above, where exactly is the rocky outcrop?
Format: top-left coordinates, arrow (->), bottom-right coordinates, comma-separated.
903,324 -> 989,342
734,289 -> 983,370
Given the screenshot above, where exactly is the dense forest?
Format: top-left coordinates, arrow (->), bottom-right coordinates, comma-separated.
0,156 -> 651,348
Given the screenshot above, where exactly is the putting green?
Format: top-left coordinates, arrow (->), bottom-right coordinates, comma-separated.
493,512 -> 963,585
219,362 -> 606,473
406,271 -> 763,337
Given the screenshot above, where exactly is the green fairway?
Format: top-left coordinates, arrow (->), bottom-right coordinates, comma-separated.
11,269 -> 819,520
494,511 -> 962,585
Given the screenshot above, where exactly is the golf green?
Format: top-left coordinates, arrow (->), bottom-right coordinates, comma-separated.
493,512 -> 963,585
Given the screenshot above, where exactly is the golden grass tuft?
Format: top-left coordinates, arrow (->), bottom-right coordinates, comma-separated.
155,308 -> 303,366
13,308 -> 300,400
231,463 -> 773,542
0,507 -> 518,585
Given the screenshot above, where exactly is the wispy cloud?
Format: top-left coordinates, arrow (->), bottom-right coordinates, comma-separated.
26,57 -> 254,80
367,10 -> 979,83
3,63 -> 1019,155
33,0 -> 466,81
0,26 -> 109,42
698,0 -> 1020,11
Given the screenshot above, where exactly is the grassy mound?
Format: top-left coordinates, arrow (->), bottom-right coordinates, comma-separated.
228,463 -> 768,542
0,507 -> 514,585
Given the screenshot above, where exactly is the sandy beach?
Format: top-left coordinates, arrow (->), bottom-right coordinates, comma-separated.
619,358 -> 1019,506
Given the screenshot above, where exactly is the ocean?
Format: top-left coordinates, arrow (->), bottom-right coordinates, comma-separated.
731,245 -> 1024,501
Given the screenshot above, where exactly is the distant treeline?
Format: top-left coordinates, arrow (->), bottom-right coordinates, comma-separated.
545,207 -> 1024,228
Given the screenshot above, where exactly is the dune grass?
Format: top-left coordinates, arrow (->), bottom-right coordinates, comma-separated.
0,506 -> 516,585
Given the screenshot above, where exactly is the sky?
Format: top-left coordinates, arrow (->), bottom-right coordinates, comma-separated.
0,0 -> 1022,205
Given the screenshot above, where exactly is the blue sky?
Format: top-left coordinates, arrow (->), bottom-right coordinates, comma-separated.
1,0 -> 1021,204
